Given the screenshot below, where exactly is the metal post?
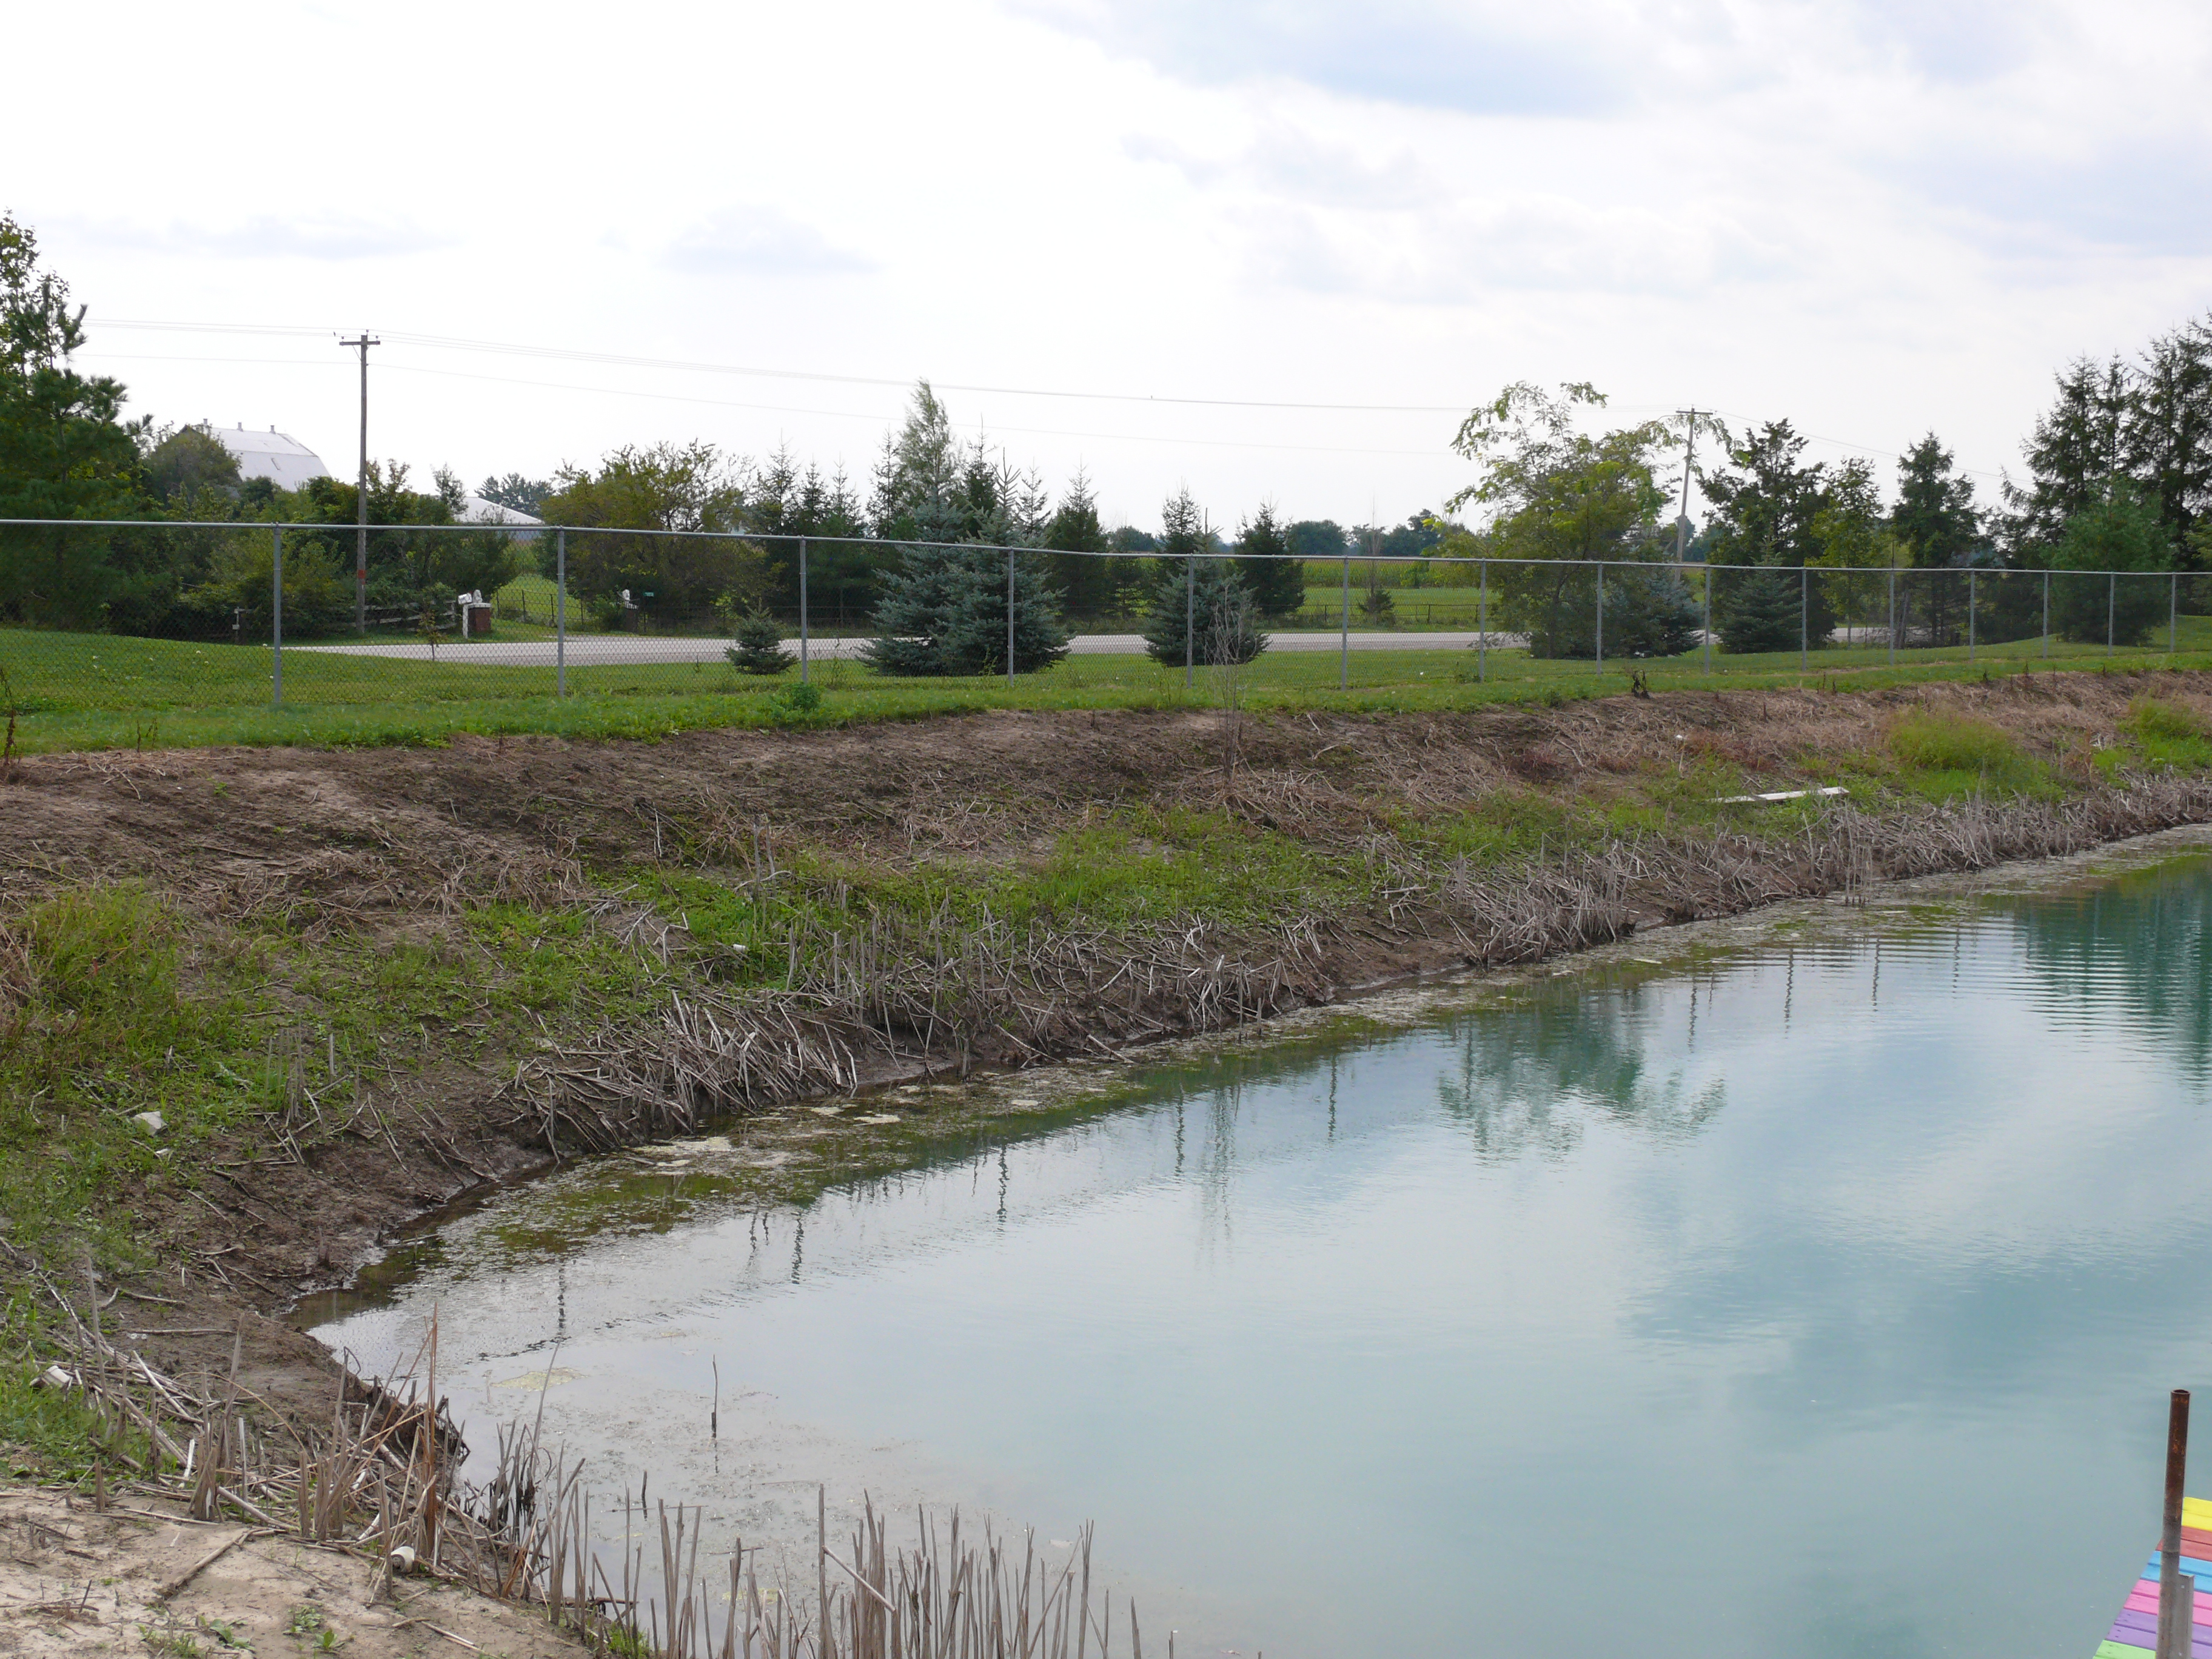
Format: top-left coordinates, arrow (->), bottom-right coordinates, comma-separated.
2173,571 -> 2180,657
2159,1390 -> 2191,1659
270,526 -> 284,708
2110,571 -> 2117,655
799,536 -> 810,685
1701,563 -> 1712,675
1968,568 -> 1977,662
1008,546 -> 1017,691
1339,552 -> 1350,691
1800,565 -> 1808,672
1185,553 -> 1195,690
1595,562 -> 1604,676
555,530 -> 567,698
2042,569 -> 2050,659
1478,560 -> 1488,682
1888,567 -> 1897,667
343,333 -> 377,634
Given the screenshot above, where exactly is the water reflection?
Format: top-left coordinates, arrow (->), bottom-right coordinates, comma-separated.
317,854 -> 2212,1659
1436,976 -> 1728,1158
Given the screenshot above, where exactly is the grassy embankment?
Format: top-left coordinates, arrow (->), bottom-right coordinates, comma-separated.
3,614 -> 2211,754
6,675 -> 2212,1473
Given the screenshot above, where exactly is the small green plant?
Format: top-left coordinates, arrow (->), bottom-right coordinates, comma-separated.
606,1622 -> 652,1658
2127,695 -> 2204,742
284,1607 -> 326,1639
1886,712 -> 2019,773
724,607 -> 795,676
765,680 -> 823,722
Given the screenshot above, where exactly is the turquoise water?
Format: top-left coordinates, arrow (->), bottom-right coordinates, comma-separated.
315,853 -> 2212,1657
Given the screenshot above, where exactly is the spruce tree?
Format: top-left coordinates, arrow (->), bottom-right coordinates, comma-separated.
1711,566 -> 1803,654
725,606 -> 794,674
1141,558 -> 1267,668
1236,502 -> 1306,619
863,545 -> 1069,675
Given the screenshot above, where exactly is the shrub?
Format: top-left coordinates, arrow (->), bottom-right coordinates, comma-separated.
724,608 -> 794,675
765,680 -> 822,722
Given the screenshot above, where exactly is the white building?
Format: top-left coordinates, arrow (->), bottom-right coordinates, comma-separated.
205,423 -> 541,529
209,424 -> 332,490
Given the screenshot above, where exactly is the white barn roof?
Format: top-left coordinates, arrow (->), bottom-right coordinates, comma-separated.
461,494 -> 544,527
210,424 -> 332,490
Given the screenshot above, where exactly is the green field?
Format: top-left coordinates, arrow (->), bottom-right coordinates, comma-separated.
2,615 -> 2210,755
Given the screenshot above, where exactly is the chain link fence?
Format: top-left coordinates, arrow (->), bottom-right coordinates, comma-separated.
0,518 -> 2201,728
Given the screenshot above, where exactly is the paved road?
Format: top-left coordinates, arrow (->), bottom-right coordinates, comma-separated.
292,631 -> 1521,666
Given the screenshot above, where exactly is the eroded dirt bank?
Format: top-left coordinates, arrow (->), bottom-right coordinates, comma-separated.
7,668 -> 2212,1436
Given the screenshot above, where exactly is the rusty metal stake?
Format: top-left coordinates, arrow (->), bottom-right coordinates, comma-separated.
2160,1389 -> 2191,1659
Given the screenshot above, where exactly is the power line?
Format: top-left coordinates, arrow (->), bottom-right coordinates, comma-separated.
78,350 -> 1460,460
84,323 -> 2020,482
92,317 -> 1470,414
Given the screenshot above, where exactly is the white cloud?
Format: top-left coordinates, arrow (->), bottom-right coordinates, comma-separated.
59,215 -> 449,261
663,207 -> 876,277
8,0 -> 2212,527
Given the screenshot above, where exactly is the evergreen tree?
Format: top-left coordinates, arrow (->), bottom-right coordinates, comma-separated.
2006,355 -> 2132,555
863,545 -> 1068,675
1043,467 -> 1130,620
2125,319 -> 2212,565
749,445 -> 877,623
1235,501 -> 1305,618
1141,557 -> 1266,668
2049,480 -> 2174,644
1700,419 -> 1838,644
1891,434 -> 1982,645
725,606 -> 794,674
1711,566 -> 1805,654
478,473 -> 552,515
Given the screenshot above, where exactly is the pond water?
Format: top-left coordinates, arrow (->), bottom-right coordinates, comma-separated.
313,849 -> 2212,1658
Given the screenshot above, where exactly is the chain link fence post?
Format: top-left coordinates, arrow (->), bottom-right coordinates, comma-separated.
1888,566 -> 1897,668
1702,562 -> 1712,675
1968,568 -> 1976,663
2110,571 -> 2117,655
1594,561 -> 1604,677
1008,546 -> 1017,692
2042,569 -> 2050,659
555,529 -> 567,698
1478,558 -> 1487,683
1338,551 -> 1350,691
1184,552 -> 1195,690
271,525 -> 284,708
799,535 -> 810,685
1800,565 -> 1808,672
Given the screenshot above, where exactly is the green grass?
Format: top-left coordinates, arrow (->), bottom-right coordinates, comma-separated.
4,616 -> 2212,757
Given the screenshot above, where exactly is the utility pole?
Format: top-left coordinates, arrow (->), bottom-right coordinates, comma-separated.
1674,409 -> 1706,563
340,333 -> 379,633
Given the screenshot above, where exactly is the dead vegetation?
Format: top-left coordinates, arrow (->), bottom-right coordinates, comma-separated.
9,1252 -> 1150,1659
3,672 -> 2212,1387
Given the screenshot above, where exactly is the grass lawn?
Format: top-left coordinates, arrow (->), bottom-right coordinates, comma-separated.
3,616 -> 2211,754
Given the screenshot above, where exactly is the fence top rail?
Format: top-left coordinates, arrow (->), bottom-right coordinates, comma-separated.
0,517 -> 2175,580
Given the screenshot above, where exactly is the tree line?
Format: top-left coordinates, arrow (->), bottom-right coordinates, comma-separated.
4,206 -> 2209,661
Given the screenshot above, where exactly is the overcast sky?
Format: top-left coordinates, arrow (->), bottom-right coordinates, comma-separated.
10,0 -> 2209,531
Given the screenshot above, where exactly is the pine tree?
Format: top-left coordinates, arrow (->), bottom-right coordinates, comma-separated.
1235,502 -> 1306,619
1141,558 -> 1267,668
1710,566 -> 1803,654
863,545 -> 1069,676
725,606 -> 794,674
